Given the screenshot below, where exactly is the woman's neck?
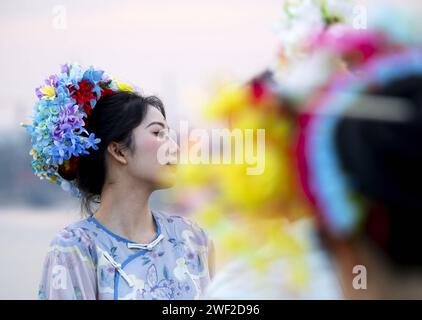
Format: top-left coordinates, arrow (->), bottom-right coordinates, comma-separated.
93,180 -> 157,244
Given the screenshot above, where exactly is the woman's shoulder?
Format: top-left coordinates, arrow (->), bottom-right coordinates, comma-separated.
155,210 -> 210,247
47,218 -> 96,254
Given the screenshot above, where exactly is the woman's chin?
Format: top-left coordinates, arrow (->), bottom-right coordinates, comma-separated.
155,167 -> 177,189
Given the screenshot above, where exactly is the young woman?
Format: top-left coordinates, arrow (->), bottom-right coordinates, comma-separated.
23,63 -> 215,300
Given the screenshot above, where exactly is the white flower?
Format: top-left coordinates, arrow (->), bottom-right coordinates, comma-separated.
273,0 -> 356,61
274,0 -> 324,60
173,257 -> 189,281
274,49 -> 336,100
323,0 -> 356,25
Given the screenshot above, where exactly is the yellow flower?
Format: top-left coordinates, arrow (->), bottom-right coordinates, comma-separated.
205,84 -> 249,119
39,85 -> 56,100
62,159 -> 71,171
117,82 -> 134,92
30,148 -> 38,160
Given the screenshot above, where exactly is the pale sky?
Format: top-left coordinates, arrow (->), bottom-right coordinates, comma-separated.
0,0 -> 282,131
1,0 -> 420,132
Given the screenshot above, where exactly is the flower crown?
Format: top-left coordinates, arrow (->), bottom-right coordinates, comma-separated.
21,63 -> 133,196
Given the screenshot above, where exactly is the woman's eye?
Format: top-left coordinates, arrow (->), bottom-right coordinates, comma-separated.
153,129 -> 169,140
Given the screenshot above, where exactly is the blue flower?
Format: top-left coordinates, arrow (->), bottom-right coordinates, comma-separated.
85,133 -> 101,151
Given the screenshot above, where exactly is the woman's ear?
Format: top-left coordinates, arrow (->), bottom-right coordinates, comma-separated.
107,142 -> 129,165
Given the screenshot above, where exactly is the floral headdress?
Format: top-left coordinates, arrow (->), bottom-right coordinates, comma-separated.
290,5 -> 422,237
21,63 -> 133,197
297,48 -> 422,237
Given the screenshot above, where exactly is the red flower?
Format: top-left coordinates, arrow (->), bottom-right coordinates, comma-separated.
68,80 -> 96,116
251,79 -> 266,102
68,156 -> 80,173
58,156 -> 80,181
101,88 -> 116,97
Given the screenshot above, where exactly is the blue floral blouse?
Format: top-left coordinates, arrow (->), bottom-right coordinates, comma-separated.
38,210 -> 211,300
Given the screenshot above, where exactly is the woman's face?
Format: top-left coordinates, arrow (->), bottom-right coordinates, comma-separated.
126,105 -> 179,189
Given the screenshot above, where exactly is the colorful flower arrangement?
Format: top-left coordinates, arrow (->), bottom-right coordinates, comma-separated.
21,63 -> 133,196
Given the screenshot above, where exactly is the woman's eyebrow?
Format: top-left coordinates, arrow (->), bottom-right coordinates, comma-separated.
146,121 -> 168,129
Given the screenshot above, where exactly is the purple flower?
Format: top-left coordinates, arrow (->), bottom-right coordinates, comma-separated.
60,64 -> 69,74
35,87 -> 43,99
46,75 -> 59,87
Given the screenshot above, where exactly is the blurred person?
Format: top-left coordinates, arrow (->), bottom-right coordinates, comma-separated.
204,52 -> 422,300
22,63 -> 215,300
203,6 -> 422,296
290,4 -> 422,295
298,58 -> 422,299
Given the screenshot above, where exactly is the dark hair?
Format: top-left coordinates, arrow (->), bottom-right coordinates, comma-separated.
63,91 -> 166,216
335,75 -> 422,267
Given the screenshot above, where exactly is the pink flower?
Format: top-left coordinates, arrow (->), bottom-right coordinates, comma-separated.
310,25 -> 394,67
